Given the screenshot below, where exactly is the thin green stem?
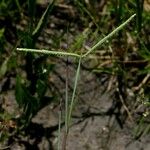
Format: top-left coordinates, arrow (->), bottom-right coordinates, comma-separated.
68,57 -> 82,126
65,25 -> 69,134
65,67 -> 69,133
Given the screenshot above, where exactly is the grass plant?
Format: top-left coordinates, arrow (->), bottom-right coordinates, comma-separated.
17,14 -> 136,150
1,0 -> 150,149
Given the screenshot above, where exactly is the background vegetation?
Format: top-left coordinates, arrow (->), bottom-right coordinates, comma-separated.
0,0 -> 150,149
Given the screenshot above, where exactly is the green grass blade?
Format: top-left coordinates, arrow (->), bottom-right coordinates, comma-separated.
68,57 -> 82,125
17,48 -> 81,58
65,62 -> 69,133
32,0 -> 55,40
82,14 -> 136,57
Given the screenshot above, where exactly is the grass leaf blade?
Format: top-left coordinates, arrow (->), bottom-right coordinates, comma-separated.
68,57 -> 82,125
32,0 -> 55,41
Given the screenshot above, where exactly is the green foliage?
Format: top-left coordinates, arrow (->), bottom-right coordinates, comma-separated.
15,74 -> 54,125
36,79 -> 47,99
14,0 -> 56,126
15,76 -> 39,123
